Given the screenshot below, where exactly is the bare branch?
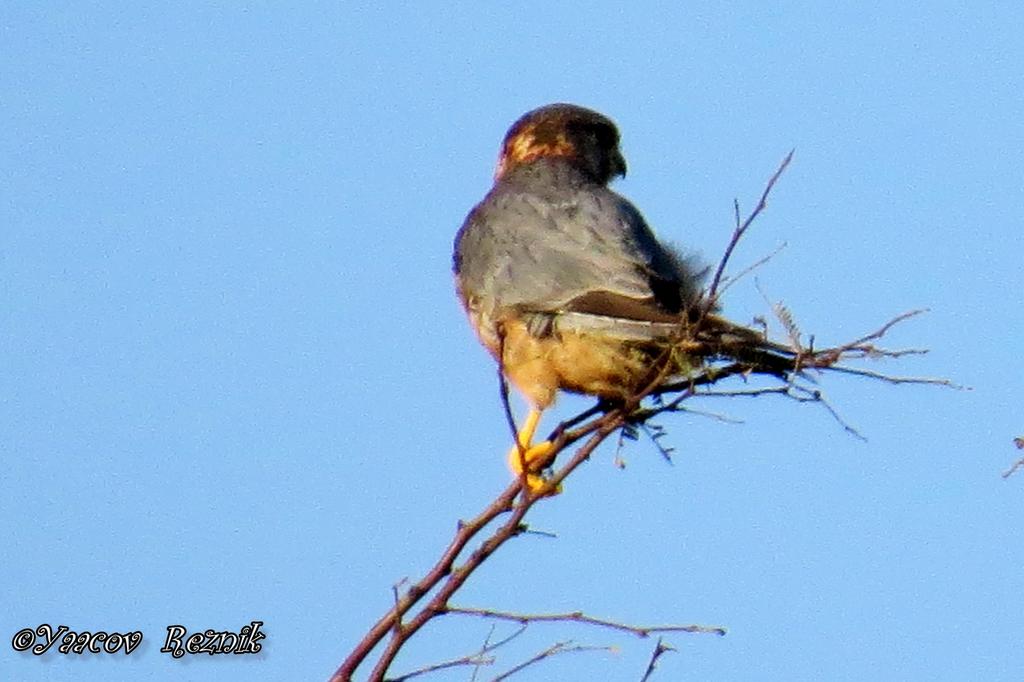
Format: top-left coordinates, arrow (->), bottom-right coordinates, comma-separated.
1002,460 -> 1024,479
330,154 -> 951,681
491,640 -> 616,682
650,382 -> 867,439
330,486 -> 520,680
845,309 -> 929,347
331,414 -> 627,681
658,405 -> 745,425
386,653 -> 494,681
444,606 -> 726,638
639,638 -> 676,682
389,623 -> 533,682
520,527 -> 558,539
705,150 -> 794,308
814,391 -> 866,441
470,625 -> 528,682
1002,437 -> 1024,479
822,365 -> 961,388
693,386 -> 794,399
718,242 -> 788,298
390,579 -> 407,637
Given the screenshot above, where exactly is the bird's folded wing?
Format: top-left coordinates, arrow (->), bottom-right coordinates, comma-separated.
456,183 -> 702,318
552,311 -> 683,341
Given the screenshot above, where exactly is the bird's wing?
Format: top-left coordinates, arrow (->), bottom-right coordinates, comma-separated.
455,184 -> 702,324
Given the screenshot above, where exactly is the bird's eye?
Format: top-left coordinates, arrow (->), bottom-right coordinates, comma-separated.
566,120 -> 616,149
593,123 -> 618,149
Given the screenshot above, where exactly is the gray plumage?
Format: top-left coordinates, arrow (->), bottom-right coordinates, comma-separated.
454,156 -> 704,346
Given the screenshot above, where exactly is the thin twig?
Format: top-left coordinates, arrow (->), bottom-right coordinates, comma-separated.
444,606 -> 726,638
471,625 -> 529,682
391,580 -> 407,637
550,400 -> 606,436
718,242 -> 788,298
822,365 -> 959,387
386,653 -> 494,681
650,404 -> 745,425
389,622 -> 532,681
1001,459 -> 1024,479
705,150 -> 794,309
814,391 -> 866,441
520,527 -> 559,539
845,309 -> 929,347
470,624 -> 498,682
639,638 -> 676,682
1002,438 -> 1024,479
491,641 -> 615,682
693,385 -> 794,399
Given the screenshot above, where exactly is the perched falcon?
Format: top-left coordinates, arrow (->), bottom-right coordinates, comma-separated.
453,103 -> 782,489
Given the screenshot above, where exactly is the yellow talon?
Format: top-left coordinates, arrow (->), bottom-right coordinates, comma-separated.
507,409 -> 561,495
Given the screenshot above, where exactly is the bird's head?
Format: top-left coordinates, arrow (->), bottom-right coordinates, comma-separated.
494,103 -> 627,185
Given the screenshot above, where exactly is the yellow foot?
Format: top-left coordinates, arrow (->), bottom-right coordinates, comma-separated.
508,440 -> 560,494
506,409 -> 561,495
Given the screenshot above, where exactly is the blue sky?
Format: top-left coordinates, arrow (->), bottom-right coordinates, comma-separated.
3,3 -> 1023,681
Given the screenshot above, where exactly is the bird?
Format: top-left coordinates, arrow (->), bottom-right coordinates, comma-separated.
453,103 -> 789,491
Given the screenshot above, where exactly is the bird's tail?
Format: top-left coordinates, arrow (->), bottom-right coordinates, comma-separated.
687,313 -> 800,378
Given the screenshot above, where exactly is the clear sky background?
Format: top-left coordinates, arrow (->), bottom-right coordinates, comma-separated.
3,4 -> 1023,681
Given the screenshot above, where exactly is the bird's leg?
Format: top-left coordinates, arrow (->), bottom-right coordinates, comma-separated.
507,408 -> 559,495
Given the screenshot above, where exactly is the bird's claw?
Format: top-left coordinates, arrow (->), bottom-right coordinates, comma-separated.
507,440 -> 561,496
